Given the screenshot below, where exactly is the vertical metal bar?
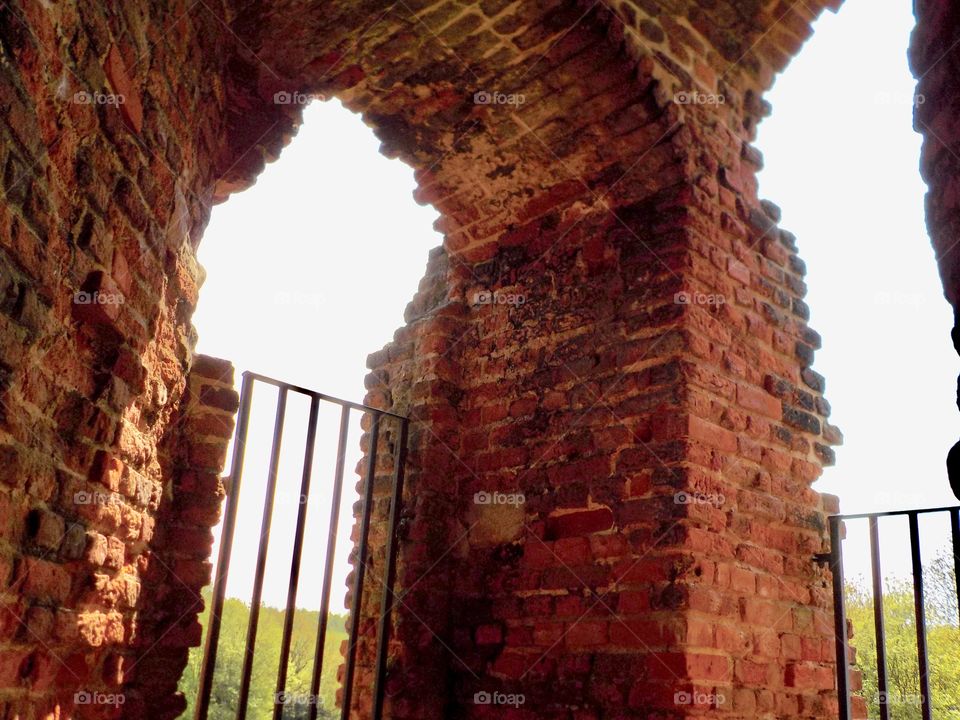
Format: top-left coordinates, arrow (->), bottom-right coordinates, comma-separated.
909,513 -> 933,720
829,516 -> 852,720
273,397 -> 321,720
372,419 -> 409,720
195,373 -> 255,720
340,414 -> 381,720
308,406 -> 351,720
951,508 -> 960,627
235,387 -> 288,720
869,516 -> 890,720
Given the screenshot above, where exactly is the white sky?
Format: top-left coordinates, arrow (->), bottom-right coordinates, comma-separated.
193,0 -> 958,611
194,103 -> 442,611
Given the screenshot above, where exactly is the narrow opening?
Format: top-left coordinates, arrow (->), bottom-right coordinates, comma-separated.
179,99 -> 440,718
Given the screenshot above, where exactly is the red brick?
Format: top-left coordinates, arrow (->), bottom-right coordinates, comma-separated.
785,662 -> 834,690
546,508 -> 614,539
740,598 -> 780,626
730,566 -> 756,593
104,45 -> 144,133
89,453 -> 123,494
688,416 -> 738,452
565,620 -> 608,648
533,622 -> 565,646
735,658 -> 771,685
781,633 -> 802,660
475,624 -> 503,645
609,619 -> 670,648
19,558 -> 70,603
736,383 -> 782,419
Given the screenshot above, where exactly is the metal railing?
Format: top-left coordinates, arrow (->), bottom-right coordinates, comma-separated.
821,505 -> 960,720
194,371 -> 410,720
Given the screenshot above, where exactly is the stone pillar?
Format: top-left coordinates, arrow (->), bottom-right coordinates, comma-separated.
345,18 -> 846,719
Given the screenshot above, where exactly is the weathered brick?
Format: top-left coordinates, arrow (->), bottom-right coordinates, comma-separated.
546,508 -> 614,539
0,0 -> 887,715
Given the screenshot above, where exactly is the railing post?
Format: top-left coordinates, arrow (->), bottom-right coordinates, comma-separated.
828,515 -> 852,720
372,418 -> 409,720
236,387 -> 289,719
273,396 -> 321,720
868,517 -> 889,720
908,513 -> 933,720
309,405 -> 352,720
951,507 -> 960,627
340,413 -> 381,720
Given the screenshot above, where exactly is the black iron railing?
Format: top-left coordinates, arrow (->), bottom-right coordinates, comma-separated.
821,505 -> 960,720
194,371 -> 409,720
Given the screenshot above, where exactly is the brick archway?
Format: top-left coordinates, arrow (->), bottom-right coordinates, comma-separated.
1,0 -> 956,718
210,3 -> 844,718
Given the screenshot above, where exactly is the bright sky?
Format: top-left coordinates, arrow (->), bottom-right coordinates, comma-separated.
194,103 -> 442,611
193,0 -> 957,611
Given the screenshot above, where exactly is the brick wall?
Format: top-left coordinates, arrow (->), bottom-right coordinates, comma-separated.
0,0 -> 954,718
0,0 -> 237,715
0,337 -> 234,719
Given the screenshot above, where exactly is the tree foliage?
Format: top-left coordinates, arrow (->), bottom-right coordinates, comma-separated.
178,592 -> 347,720
846,549 -> 960,719
174,550 -> 960,720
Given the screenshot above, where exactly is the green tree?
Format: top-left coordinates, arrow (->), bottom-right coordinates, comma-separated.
179,591 -> 346,720
846,548 -> 960,720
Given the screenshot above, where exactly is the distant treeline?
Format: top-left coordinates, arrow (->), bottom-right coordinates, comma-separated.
846,548 -> 960,719
177,551 -> 960,719
179,592 -> 347,720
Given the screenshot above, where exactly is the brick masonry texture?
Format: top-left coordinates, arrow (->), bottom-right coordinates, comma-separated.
0,0 -> 953,718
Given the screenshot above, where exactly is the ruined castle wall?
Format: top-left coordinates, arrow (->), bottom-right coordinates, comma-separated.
6,1 -> 955,718
0,2 -> 233,716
